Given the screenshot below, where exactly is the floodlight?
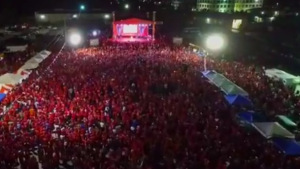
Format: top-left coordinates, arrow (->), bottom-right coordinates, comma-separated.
69,33 -> 82,46
205,34 -> 224,50
92,30 -> 97,36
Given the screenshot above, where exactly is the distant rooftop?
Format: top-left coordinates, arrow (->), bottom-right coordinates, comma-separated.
36,9 -> 111,14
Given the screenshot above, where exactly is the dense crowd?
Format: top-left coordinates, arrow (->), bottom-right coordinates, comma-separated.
0,48 -> 34,76
0,40 -> 299,169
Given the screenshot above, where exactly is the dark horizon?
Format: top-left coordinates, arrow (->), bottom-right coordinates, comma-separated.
0,0 -> 299,16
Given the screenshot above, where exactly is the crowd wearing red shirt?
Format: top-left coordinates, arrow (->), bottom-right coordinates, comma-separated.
0,49 -> 34,76
0,40 -> 299,169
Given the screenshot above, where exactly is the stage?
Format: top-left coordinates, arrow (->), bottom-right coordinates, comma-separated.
112,18 -> 155,43
109,37 -> 154,43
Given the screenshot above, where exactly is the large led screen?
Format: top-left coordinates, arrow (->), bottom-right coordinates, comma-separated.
123,24 -> 138,34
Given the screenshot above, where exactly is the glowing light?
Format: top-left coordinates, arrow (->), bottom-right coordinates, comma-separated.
205,34 -> 224,50
92,31 -> 97,36
69,33 -> 82,46
40,15 -> 45,19
73,14 -> 77,18
104,14 -> 110,19
125,4 -> 129,9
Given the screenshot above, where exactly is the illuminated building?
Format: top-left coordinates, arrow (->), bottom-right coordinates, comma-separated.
197,0 -> 263,13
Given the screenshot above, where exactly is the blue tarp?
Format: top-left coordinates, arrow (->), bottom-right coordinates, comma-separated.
224,95 -> 252,106
272,138 -> 300,156
196,52 -> 205,57
237,112 -> 254,123
201,70 -> 212,76
0,93 -> 6,102
237,111 -> 267,123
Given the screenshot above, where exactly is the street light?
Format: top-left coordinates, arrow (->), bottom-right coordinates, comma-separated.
205,34 -> 224,50
203,34 -> 225,71
92,30 -> 97,36
69,33 -> 82,46
125,4 -> 129,9
73,14 -> 77,18
80,5 -> 85,10
104,14 -> 110,19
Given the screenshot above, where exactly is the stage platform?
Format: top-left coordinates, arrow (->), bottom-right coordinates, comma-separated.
109,37 -> 154,43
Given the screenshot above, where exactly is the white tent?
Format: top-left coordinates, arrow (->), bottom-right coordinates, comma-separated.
265,68 -> 300,86
6,45 -> 28,52
252,122 -> 295,139
20,62 -> 39,70
34,50 -> 51,59
26,56 -> 43,64
0,73 -> 24,85
40,50 -> 51,56
203,71 -> 249,96
14,68 -> 31,78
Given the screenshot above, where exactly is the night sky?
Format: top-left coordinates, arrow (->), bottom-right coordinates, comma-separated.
0,0 -> 129,15
0,0 -> 299,16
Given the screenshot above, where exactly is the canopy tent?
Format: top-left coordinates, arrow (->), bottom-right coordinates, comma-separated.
6,45 -> 28,52
0,93 -> 6,102
272,138 -> 300,156
224,95 -> 252,106
295,85 -> 300,97
26,57 -> 43,64
20,62 -> 39,70
0,73 -> 24,85
202,71 -> 248,96
237,111 -> 267,123
276,115 -> 297,127
265,68 -> 300,86
0,84 -> 13,94
14,68 -> 31,77
35,50 -> 51,59
252,122 -> 295,139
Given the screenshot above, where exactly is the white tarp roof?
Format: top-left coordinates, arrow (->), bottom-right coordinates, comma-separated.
252,122 -> 295,139
26,57 -> 43,64
6,45 -> 28,52
203,71 -> 249,96
265,68 -> 300,86
20,50 -> 51,70
20,62 -> 39,70
38,50 -> 51,59
15,68 -> 31,79
0,73 -> 24,85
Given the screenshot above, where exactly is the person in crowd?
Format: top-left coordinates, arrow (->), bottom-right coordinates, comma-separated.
0,40 -> 299,169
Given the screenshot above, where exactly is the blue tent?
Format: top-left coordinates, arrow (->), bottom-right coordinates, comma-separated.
237,112 -> 254,123
237,111 -> 267,123
0,93 -> 6,102
197,51 -> 205,57
224,95 -> 252,106
201,70 -> 213,76
272,138 -> 300,156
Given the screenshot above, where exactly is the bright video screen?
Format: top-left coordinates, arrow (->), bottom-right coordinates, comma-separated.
123,24 -> 138,34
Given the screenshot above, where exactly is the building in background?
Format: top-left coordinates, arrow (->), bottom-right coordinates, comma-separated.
35,9 -> 111,24
197,0 -> 264,13
172,0 -> 182,10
